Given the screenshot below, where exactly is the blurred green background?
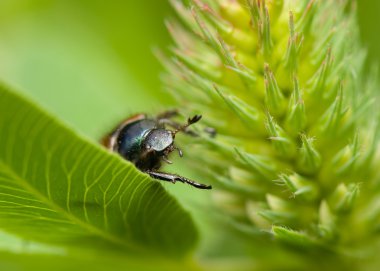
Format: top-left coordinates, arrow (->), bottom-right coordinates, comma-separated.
0,0 -> 378,136
0,0 -> 173,138
0,0 -> 379,263
358,0 -> 380,70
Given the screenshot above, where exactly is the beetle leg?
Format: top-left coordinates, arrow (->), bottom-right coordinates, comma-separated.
146,170 -> 212,189
156,109 -> 179,120
162,155 -> 173,164
157,118 -> 179,128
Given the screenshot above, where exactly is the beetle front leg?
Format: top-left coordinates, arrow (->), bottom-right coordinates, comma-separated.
146,170 -> 212,189
156,109 -> 179,120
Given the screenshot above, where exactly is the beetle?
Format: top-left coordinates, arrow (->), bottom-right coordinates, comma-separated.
101,110 -> 212,189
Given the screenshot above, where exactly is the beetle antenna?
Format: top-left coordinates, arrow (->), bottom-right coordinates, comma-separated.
173,115 -> 202,136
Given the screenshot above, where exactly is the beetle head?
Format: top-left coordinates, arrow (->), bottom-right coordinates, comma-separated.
144,129 -> 174,153
143,115 -> 202,162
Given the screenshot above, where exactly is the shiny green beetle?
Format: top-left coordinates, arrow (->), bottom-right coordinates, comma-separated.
102,111 -> 212,189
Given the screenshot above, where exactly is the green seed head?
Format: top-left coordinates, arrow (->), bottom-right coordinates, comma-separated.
162,0 -> 380,266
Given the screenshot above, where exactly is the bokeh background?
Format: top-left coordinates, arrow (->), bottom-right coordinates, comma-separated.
0,0 -> 379,262
0,0 -> 378,135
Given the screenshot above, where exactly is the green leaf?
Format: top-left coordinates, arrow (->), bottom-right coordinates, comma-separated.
0,84 -> 198,257
0,250 -> 194,271
0,231 -> 191,271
